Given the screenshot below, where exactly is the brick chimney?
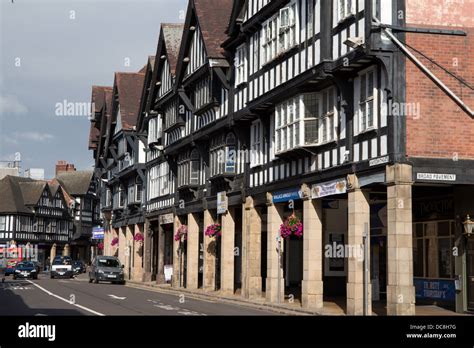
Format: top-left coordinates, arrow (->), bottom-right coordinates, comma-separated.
56,160 -> 76,176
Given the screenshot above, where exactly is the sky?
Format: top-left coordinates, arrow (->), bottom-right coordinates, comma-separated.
0,0 -> 187,179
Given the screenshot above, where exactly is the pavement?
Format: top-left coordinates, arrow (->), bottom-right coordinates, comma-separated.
0,272 -> 280,316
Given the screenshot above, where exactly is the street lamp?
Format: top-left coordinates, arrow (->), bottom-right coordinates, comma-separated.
463,215 -> 474,237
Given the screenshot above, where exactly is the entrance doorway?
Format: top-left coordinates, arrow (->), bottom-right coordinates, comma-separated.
467,239 -> 474,311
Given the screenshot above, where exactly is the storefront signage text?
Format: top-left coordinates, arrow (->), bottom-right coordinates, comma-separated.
217,192 -> 228,215
159,213 -> 174,225
414,278 -> 455,302
369,156 -> 389,167
311,179 -> 347,199
416,173 -> 457,182
272,188 -> 302,203
92,227 -> 105,240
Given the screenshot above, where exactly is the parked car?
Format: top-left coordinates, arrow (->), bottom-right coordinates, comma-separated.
13,262 -> 38,280
89,256 -> 125,284
73,260 -> 86,275
50,256 -> 74,279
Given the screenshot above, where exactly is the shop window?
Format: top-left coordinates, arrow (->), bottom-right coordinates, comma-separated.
413,221 -> 455,279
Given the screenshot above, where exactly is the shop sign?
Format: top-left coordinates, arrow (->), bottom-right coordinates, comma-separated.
416,173 -> 457,182
414,278 -> 456,302
311,179 -> 347,199
413,198 -> 454,221
159,213 -> 174,225
217,192 -> 228,215
369,156 -> 389,167
92,227 -> 104,240
272,188 -> 302,204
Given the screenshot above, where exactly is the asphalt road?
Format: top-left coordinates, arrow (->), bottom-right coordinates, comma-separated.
0,273 -> 277,316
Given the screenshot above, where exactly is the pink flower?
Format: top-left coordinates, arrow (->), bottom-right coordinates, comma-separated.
174,225 -> 188,241
205,223 -> 221,238
111,237 -> 119,246
279,214 -> 303,239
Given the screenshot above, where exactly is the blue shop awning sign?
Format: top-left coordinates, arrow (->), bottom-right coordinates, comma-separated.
414,278 -> 455,302
92,226 -> 105,240
272,188 -> 302,203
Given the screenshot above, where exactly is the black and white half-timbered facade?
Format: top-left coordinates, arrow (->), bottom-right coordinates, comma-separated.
0,176 -> 74,270
90,0 -> 474,315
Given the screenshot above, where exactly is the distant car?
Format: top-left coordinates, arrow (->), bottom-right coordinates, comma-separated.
50,256 -> 74,279
73,260 -> 86,275
13,262 -> 38,280
4,260 -> 19,276
89,256 -> 125,284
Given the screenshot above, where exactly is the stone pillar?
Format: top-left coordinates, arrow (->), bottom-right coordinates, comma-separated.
172,216 -> 182,288
386,164 -> 416,315
220,208 -> 235,295
347,174 -> 371,315
242,197 -> 262,299
133,224 -> 144,281
266,195 -> 285,303
118,227 -> 127,269
157,224 -> 166,284
143,220 -> 153,282
301,185 -> 324,310
186,213 -> 199,290
203,210 -> 216,291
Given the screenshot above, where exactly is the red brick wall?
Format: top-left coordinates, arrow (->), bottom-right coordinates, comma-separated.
405,0 -> 474,159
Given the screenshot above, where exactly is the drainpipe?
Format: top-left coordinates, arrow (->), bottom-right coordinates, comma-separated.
373,17 -> 474,118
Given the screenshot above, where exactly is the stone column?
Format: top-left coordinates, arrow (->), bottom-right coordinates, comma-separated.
143,220 -> 153,282
157,224 -> 166,284
203,210 -> 216,291
266,195 -> 285,303
118,227 -> 127,270
301,185 -> 324,310
220,208 -> 235,295
242,197 -> 262,299
347,174 -> 371,315
386,164 -> 415,315
186,213 -> 199,290
172,216 -> 182,288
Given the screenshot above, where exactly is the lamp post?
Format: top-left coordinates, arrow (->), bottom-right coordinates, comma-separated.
463,215 -> 474,237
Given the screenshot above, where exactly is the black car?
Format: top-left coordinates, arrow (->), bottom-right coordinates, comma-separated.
73,260 -> 86,274
13,262 -> 38,280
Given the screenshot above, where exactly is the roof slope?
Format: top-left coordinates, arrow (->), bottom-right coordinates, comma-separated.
162,23 -> 184,74
115,72 -> 145,130
194,0 -> 233,59
56,171 -> 94,196
0,176 -> 39,213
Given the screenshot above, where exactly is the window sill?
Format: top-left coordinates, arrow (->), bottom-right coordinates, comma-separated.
357,127 -> 377,136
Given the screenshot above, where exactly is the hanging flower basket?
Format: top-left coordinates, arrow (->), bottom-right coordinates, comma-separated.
279,214 -> 303,239
134,233 -> 144,242
97,243 -> 104,251
205,223 -> 222,238
174,225 -> 188,242
111,237 -> 119,247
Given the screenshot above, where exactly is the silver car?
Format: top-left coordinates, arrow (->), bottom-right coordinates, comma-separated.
89,256 -> 125,285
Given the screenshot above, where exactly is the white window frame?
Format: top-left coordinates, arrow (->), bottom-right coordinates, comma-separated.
250,120 -> 264,167
275,88 -> 338,155
278,2 -> 297,53
0,216 -> 6,231
235,44 -> 248,86
261,15 -> 278,66
337,0 -> 356,22
356,67 -> 378,134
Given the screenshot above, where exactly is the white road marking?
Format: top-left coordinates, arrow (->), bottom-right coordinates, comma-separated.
108,294 -> 126,300
26,280 -> 105,316
148,299 -> 206,316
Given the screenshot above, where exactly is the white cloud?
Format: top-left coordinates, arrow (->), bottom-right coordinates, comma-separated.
0,94 -> 28,115
3,132 -> 54,144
